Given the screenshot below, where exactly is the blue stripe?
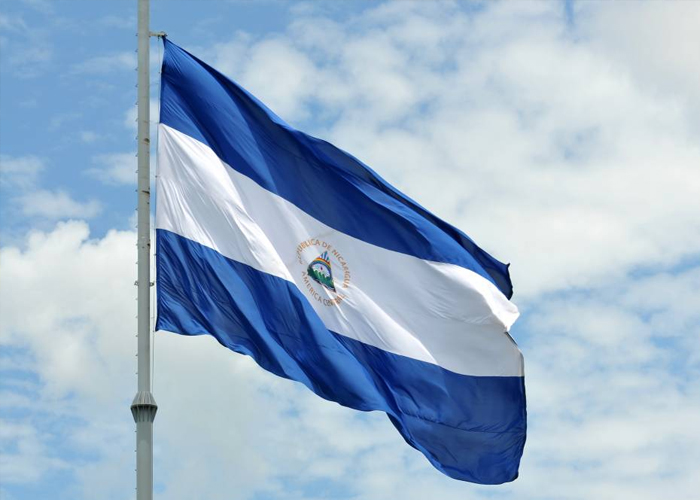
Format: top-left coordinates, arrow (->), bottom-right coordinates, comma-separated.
159,39 -> 514,299
156,229 -> 526,484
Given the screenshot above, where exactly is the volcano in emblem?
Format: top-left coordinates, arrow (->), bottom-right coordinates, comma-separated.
307,251 -> 336,292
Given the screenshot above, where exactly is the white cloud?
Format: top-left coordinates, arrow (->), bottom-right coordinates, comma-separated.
70,51 -> 137,75
17,189 -> 102,219
48,112 -> 82,132
0,13 -> 28,33
79,131 -> 100,144
123,99 -> 160,133
0,155 -> 44,188
579,0 -> 700,124
234,38 -> 318,120
8,44 -> 52,77
0,222 -> 135,394
87,152 -> 136,185
1,156 -> 104,227
0,420 -> 67,483
0,9 -> 52,77
97,14 -> 135,30
20,0 -> 54,15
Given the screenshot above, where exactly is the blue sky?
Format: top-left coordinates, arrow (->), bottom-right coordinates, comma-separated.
1,1 -> 700,499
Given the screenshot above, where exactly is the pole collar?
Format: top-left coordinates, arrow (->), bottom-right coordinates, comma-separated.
131,391 -> 158,423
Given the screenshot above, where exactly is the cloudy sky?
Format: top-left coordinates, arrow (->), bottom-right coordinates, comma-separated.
1,0 -> 699,499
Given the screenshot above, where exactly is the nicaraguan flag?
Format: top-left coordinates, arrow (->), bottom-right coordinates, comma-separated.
156,39 -> 526,485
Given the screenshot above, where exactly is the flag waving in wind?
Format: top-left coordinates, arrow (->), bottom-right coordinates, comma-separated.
156,39 -> 526,485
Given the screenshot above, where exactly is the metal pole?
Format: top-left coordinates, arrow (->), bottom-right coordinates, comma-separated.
131,0 -> 157,499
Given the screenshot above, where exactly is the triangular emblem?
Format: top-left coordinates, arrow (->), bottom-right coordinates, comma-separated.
307,251 -> 336,292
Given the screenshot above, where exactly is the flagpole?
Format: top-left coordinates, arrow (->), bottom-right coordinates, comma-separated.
131,0 -> 157,498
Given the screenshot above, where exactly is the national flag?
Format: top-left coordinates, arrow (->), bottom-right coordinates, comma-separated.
155,39 -> 526,485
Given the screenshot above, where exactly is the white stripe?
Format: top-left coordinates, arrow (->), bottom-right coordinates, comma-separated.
156,124 -> 523,377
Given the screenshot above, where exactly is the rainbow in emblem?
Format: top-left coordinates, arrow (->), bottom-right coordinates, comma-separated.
307,251 -> 336,292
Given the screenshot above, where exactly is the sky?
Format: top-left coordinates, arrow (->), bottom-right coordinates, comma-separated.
1,0 -> 700,499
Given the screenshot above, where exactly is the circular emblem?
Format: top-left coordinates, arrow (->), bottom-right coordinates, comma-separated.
295,238 -> 351,307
